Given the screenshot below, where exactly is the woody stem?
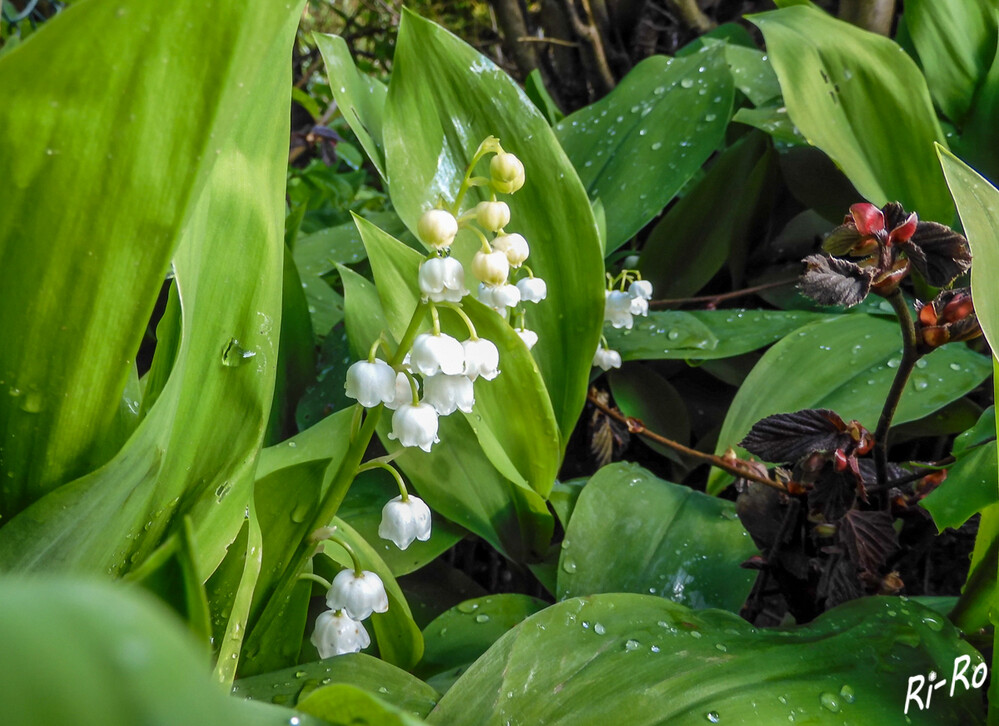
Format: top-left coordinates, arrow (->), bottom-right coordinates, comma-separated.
874,290 -> 919,491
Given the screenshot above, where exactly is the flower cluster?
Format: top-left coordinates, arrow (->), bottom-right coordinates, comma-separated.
311,542 -> 389,659
593,271 -> 653,371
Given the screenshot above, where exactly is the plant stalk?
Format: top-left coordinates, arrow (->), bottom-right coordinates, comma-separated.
874,290 -> 919,490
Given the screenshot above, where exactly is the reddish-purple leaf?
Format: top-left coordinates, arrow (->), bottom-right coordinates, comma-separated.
799,254 -> 873,307
903,221 -> 972,286
740,409 -> 848,464
838,509 -> 899,575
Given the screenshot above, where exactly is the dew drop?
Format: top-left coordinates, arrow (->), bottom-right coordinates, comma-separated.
457,601 -> 479,613
819,692 -> 841,713
593,622 -> 606,635
839,684 -> 855,703
705,712 -> 721,723
624,639 -> 640,651
651,141 -> 663,151
680,78 -> 695,89
562,559 -> 577,574
475,614 -> 490,623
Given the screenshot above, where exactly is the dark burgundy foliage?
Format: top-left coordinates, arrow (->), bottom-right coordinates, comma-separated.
799,254 -> 873,307
838,509 -> 899,575
741,409 -> 859,464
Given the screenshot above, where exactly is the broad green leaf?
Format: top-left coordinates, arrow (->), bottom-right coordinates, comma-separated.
340,266 -> 553,561
557,464 -> 756,613
316,33 -> 388,180
524,69 -> 563,125
951,501 -> 999,634
0,578 -> 318,726
417,594 -> 548,691
905,0 -> 997,124
639,132 -> 774,297
956,35 -> 999,184
709,314 -> 992,493
382,10 -> 605,440
337,469 -> 465,577
605,309 -> 831,362
555,48 -> 735,251
938,147 -> 999,356
428,594 -> 984,725
317,517 -> 424,670
752,6 -> 953,222
921,440 -> 996,531
355,215 -> 561,498
297,684 -> 428,726
233,653 -> 440,716
725,45 -> 781,106
0,0 -> 302,579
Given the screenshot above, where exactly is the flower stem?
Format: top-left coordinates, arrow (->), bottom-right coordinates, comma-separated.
357,460 -> 409,501
298,573 -> 332,590
438,300 -> 478,340
874,290 -> 919,490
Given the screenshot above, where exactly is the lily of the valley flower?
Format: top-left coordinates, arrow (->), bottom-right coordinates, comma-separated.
515,327 -> 539,350
479,282 -> 521,311
418,209 -> 459,250
326,568 -> 389,621
475,200 -> 511,232
517,277 -> 547,303
419,256 -> 468,302
383,371 -> 413,411
629,279 -> 653,301
411,332 -> 465,376
311,610 -> 370,658
915,288 -> 982,353
462,338 -> 500,381
379,495 -> 433,550
492,233 -> 530,268
472,249 -> 510,286
423,374 -> 475,415
593,346 -> 622,371
490,152 -> 525,194
344,359 -> 397,408
388,401 -> 440,452
605,290 -> 636,329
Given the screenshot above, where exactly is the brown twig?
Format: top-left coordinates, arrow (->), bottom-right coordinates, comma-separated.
650,278 -> 798,310
874,290 -> 919,491
587,390 -> 788,492
516,35 -> 579,47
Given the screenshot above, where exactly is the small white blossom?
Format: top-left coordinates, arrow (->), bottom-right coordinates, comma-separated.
605,290 -> 634,329
411,332 -> 465,376
462,338 -> 500,381
326,569 -> 389,621
423,374 -> 475,415
489,283 -> 522,310
492,233 -> 529,268
344,359 -> 397,408
629,296 -> 649,317
417,209 -> 459,250
311,610 -> 370,658
419,256 -> 468,302
475,201 -> 511,232
472,249 -> 510,286
379,495 -> 433,550
517,277 -> 547,303
388,401 -> 440,452
490,152 -> 525,194
593,346 -> 622,371
629,279 -> 653,300
515,327 -> 539,350
383,371 -> 413,411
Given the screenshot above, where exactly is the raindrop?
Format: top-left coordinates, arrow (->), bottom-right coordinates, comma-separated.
475,614 -> 490,623
705,712 -> 721,723
680,78 -> 695,89
886,357 -> 901,369
624,639 -> 640,651
690,630 -> 702,639
457,601 -> 479,613
705,113 -> 717,122
914,378 -> 928,391
839,684 -> 855,703
921,615 -> 943,632
714,643 -> 728,652
949,362 -> 962,371
819,692 -> 841,713
915,358 -> 928,369
594,622 -> 606,635
667,329 -> 680,340
221,338 -> 256,367
562,559 -> 577,574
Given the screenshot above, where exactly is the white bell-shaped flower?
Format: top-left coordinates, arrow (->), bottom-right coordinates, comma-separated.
379,495 -> 433,550
593,346 -> 623,371
423,374 -> 475,415
517,277 -> 547,303
325,569 -> 389,621
411,332 -> 465,376
472,249 -> 510,286
605,290 -> 635,329
344,359 -> 397,408
462,338 -> 500,381
515,327 -> 539,350
490,152 -> 525,194
388,401 -> 440,452
417,209 -> 459,250
492,233 -> 529,268
477,282 -> 496,309
383,371 -> 413,411
629,279 -> 653,300
419,256 -> 468,303
311,610 -> 370,658
629,295 -> 649,317
475,201 -> 511,232
489,283 -> 521,310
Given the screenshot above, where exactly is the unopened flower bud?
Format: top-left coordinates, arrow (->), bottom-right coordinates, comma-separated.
915,288 -> 981,353
475,201 -> 511,232
490,153 -> 525,194
472,249 -> 510,286
492,233 -> 529,268
418,209 -> 459,250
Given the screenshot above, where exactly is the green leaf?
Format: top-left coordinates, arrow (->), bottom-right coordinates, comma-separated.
382,10 -> 606,439
639,132 -> 775,297
608,366 -> 690,464
938,146 -> 999,358
233,653 -> 440,716
951,501 -> 999,634
605,309 -> 832,362
905,0 -> 998,124
0,0 -> 303,579
416,594 -> 548,687
297,684 -> 428,725
316,33 -> 388,180
731,105 -> 807,146
555,48 -> 735,252
0,578 -> 317,726
524,69 -> 563,124
725,45 -> 781,106
956,33 -> 999,184
557,464 -> 757,613
921,440 -> 996,531
708,314 -> 992,493
751,5 -> 953,222
428,594 -> 984,725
